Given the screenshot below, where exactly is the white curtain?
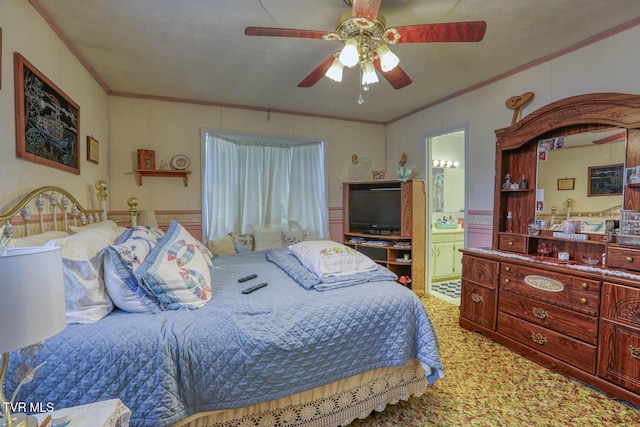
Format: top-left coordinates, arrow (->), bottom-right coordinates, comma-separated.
203,134 -> 329,241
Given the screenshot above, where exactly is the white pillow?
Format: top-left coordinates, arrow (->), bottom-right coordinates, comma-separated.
45,226 -> 124,323
136,221 -> 212,310
101,226 -> 165,313
283,229 -> 309,246
289,240 -> 378,278
253,227 -> 283,251
207,235 -> 236,255
9,230 -> 70,248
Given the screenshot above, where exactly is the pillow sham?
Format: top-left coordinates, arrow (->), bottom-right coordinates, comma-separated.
101,226 -> 166,313
283,229 -> 308,246
136,221 -> 212,310
207,235 -> 236,255
229,232 -> 254,253
9,230 -> 70,248
45,225 -> 124,323
288,240 -> 378,278
253,227 -> 283,251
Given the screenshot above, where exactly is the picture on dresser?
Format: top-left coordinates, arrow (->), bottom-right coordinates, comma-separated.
588,164 -> 623,196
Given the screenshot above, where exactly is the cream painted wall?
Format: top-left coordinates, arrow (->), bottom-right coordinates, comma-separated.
387,24 -> 640,247
107,97 -> 386,212
0,1 -> 109,210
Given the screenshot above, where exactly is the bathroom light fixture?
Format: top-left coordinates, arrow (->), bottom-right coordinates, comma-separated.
432,159 -> 460,168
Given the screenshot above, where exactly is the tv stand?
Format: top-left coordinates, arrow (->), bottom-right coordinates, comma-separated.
342,180 -> 426,296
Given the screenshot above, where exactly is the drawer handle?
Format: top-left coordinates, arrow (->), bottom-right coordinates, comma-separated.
581,282 -> 588,289
505,266 -> 511,272
530,332 -> 548,345
508,241 -> 514,246
504,279 -> 510,284
626,256 -> 633,263
630,346 -> 640,360
471,293 -> 483,303
580,298 -> 587,304
532,307 -> 549,319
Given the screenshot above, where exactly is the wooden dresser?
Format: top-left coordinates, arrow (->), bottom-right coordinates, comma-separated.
459,93 -> 640,407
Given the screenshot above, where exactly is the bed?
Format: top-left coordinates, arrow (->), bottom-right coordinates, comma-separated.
1,183 -> 444,427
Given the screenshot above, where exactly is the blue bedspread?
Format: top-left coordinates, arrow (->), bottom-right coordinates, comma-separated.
7,251 -> 443,427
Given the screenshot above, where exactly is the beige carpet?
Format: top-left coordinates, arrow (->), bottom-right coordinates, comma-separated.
350,296 -> 640,426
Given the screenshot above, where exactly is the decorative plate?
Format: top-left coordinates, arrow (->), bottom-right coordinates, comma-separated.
171,155 -> 190,170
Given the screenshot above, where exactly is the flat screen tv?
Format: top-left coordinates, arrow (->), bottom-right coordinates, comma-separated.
349,188 -> 402,233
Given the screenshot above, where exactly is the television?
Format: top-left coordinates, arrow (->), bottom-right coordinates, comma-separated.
349,188 -> 402,233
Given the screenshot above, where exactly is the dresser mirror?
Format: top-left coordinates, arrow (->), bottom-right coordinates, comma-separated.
535,127 -> 626,233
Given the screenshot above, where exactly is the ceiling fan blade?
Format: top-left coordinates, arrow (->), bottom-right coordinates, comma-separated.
352,0 -> 382,21
374,59 -> 412,89
390,21 -> 487,44
298,55 -> 336,88
245,27 -> 330,40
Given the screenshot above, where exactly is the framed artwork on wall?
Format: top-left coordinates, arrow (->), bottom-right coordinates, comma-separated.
87,136 -> 99,164
14,53 -> 80,174
588,164 -> 623,197
557,177 -> 574,190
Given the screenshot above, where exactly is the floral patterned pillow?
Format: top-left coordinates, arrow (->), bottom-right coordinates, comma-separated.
288,240 -> 378,278
229,232 -> 254,253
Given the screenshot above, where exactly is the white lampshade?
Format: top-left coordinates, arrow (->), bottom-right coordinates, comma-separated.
361,62 -> 379,85
0,247 -> 66,354
325,58 -> 344,82
137,210 -> 159,228
339,38 -> 359,68
376,44 -> 400,72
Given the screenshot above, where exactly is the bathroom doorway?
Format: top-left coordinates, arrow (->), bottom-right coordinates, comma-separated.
426,127 -> 467,305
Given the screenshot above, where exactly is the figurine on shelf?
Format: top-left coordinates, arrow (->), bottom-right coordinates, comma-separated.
398,275 -> 412,286
536,242 -> 552,257
159,160 -> 170,170
502,173 -> 512,189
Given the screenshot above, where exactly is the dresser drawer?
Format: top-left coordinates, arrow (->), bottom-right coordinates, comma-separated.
500,263 -> 600,315
499,292 -> 597,344
460,279 -> 496,330
498,234 -> 527,253
601,282 -> 640,328
461,255 -> 498,289
498,312 -> 597,373
597,319 -> 640,394
606,246 -> 640,272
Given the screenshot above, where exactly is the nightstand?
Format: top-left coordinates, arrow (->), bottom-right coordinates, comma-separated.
33,399 -> 131,427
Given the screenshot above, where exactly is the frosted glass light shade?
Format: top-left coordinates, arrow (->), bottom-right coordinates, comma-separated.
0,247 -> 66,354
361,62 -> 378,85
339,38 -> 359,67
325,58 -> 344,82
376,44 -> 400,72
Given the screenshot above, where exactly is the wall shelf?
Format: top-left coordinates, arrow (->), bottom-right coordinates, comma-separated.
133,169 -> 191,186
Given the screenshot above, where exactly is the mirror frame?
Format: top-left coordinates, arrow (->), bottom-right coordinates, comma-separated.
492,93 -> 640,249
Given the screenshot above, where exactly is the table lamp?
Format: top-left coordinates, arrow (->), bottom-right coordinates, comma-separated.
0,247 -> 66,427
137,210 -> 158,228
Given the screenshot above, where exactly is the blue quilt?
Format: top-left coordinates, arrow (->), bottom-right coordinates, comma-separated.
7,251 -> 443,427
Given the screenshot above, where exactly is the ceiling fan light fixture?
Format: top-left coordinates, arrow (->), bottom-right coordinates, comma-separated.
376,44 -> 399,72
325,57 -> 344,82
361,62 -> 378,85
339,37 -> 359,67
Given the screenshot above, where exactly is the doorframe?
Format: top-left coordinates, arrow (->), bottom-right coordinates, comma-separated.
424,123 -> 468,299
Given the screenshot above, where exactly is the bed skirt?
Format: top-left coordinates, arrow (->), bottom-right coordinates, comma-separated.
171,359 -> 427,427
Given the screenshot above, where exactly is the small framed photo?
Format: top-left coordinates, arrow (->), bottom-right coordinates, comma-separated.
87,136 -> 99,164
557,177 -> 575,190
137,149 -> 156,170
371,170 -> 385,180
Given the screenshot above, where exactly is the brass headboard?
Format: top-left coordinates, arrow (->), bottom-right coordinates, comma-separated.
0,181 -> 109,237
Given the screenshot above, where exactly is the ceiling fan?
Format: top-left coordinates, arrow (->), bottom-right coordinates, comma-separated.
245,0 -> 486,94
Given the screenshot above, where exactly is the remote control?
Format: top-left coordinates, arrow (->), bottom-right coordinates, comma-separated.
238,274 -> 257,283
242,282 -> 268,294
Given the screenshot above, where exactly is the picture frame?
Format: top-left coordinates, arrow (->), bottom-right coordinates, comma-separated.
588,163 -> 623,197
557,177 -> 575,190
137,149 -> 156,170
87,136 -> 99,164
14,53 -> 80,174
371,170 -> 385,180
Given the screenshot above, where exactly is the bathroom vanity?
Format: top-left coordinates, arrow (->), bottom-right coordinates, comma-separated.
459,93 -> 640,407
